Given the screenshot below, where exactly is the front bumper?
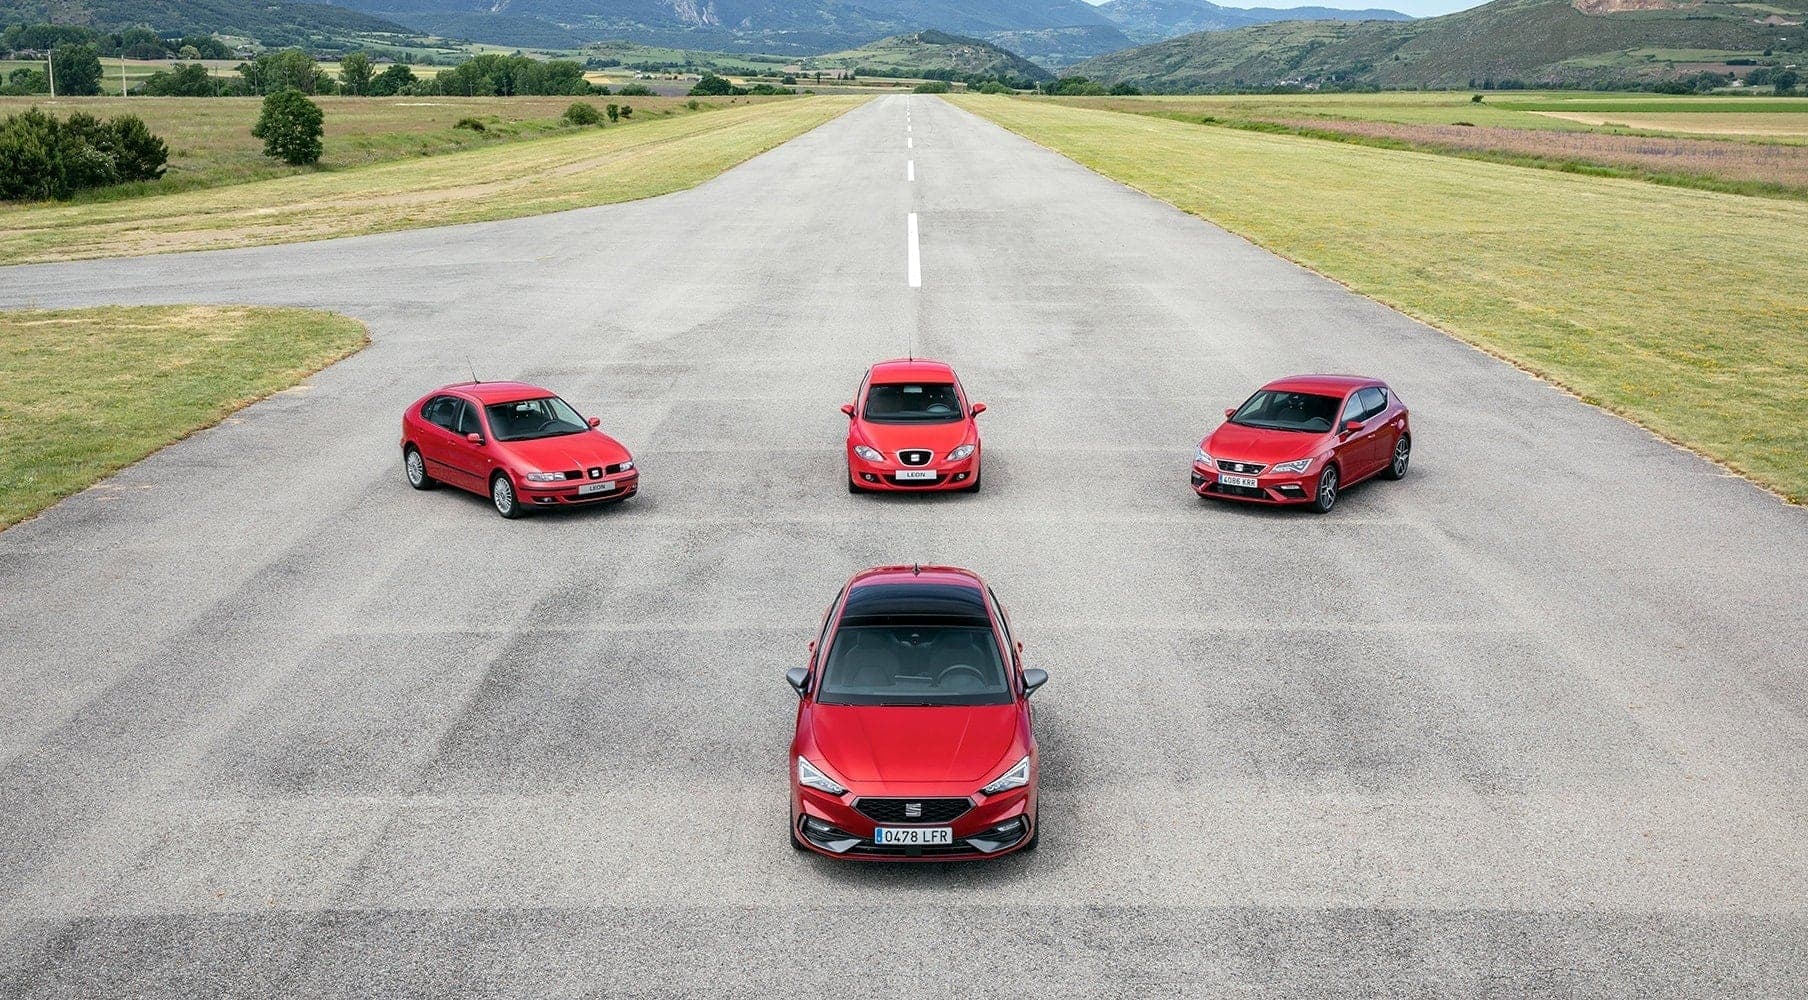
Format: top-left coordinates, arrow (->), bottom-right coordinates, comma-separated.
1191,462 -> 1315,505
523,470 -> 640,506
848,451 -> 977,491
793,785 -> 1033,861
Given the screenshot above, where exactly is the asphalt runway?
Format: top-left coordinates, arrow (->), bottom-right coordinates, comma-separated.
3,95 -> 1806,997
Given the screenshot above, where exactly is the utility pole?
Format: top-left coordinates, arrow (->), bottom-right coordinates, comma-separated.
121,56 -> 127,96
47,48 -> 56,98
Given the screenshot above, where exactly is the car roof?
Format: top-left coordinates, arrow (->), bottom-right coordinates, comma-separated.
868,358 -> 956,383
1261,374 -> 1382,395
839,566 -> 990,626
438,381 -> 555,404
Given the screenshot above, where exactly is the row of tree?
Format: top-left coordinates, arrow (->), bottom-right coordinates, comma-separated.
2,23 -> 231,61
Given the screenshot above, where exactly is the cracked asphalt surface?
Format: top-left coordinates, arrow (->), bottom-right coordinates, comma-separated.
3,95 -> 1807,997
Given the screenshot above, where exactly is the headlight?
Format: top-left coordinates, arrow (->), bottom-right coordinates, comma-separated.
947,444 -> 975,462
524,471 -> 568,482
619,460 -> 634,472
979,755 -> 1030,796
852,445 -> 883,463
797,757 -> 847,795
1271,458 -> 1313,474
1194,446 -> 1214,466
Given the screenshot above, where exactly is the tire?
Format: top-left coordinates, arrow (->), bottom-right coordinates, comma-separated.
1311,465 -> 1339,514
491,473 -> 527,519
404,447 -> 435,490
1383,434 -> 1411,481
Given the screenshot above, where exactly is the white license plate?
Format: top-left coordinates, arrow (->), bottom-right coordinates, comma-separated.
874,826 -> 953,845
1217,473 -> 1259,489
893,469 -> 937,481
578,481 -> 616,495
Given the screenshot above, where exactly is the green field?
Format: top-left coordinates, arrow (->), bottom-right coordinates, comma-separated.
0,95 -> 860,264
0,306 -> 367,529
0,94 -> 704,201
954,94 -> 1808,502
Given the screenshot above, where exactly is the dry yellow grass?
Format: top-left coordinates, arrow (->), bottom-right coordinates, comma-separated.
0,96 -> 863,266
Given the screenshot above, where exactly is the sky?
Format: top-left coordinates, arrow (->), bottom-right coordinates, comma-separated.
1079,0 -> 1486,18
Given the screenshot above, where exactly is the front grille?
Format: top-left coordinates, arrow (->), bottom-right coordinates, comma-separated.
898,449 -> 933,467
855,797 -> 972,824
848,841 -> 976,858
562,469 -> 584,480
1216,459 -> 1267,475
1208,483 -> 1269,499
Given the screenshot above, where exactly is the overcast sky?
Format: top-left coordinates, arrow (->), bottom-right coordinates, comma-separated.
1081,0 -> 1485,18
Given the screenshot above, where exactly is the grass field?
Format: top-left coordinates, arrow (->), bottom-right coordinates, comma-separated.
0,95 -> 719,201
0,306 -> 367,530
954,94 -> 1808,503
0,95 -> 860,265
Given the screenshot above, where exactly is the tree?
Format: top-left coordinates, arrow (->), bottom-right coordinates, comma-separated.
239,49 -> 322,95
689,73 -> 735,96
0,107 -> 166,200
51,43 -> 103,96
140,63 -> 220,97
1775,69 -> 1800,94
605,103 -> 620,123
339,52 -> 373,96
179,45 -> 201,60
251,89 -> 324,165
368,64 -> 415,97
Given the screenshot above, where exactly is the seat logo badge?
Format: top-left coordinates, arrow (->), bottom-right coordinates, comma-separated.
904,802 -> 923,819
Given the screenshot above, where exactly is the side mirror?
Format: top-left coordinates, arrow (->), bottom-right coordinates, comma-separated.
1224,407 -> 1236,419
465,432 -> 484,445
1022,668 -> 1048,697
970,403 -> 987,417
785,667 -> 810,697
1342,419 -> 1364,435
587,416 -> 601,428
840,403 -> 855,418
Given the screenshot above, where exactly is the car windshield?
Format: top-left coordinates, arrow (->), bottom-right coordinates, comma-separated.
863,382 -> 963,423
485,396 -> 587,442
817,625 -> 1011,706
1229,389 -> 1340,433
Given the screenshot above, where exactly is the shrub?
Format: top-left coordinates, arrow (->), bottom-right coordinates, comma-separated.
616,83 -> 653,96
620,104 -> 633,119
973,80 -> 1012,95
561,101 -> 604,126
685,99 -> 699,110
251,88 -> 324,166
453,116 -> 485,131
1471,93 -> 1484,103
3,67 -> 48,96
0,107 -> 167,201
1108,81 -> 1141,96
605,103 -> 620,123
913,81 -> 951,94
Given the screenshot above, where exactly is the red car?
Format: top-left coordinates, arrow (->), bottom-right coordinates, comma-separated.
787,565 -> 1046,860
1192,375 -> 1411,513
842,359 -> 985,493
400,381 -> 639,518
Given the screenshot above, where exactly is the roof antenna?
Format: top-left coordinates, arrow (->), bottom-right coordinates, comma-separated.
912,562 -> 921,575
468,358 -> 480,385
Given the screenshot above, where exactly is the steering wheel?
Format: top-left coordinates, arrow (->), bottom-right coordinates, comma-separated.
934,664 -> 985,689
529,418 -> 559,433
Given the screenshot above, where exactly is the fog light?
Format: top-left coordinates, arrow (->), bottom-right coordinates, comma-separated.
534,497 -> 554,504
804,817 -> 835,834
861,473 -> 879,483
952,472 -> 968,482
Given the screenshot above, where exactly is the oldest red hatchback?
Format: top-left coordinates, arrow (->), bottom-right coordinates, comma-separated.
1192,375 -> 1411,513
843,359 -> 985,493
400,381 -> 638,518
788,566 -> 1045,860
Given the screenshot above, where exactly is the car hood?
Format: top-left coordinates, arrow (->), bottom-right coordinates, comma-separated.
1205,422 -> 1328,465
806,703 -> 1020,784
498,431 -> 631,471
853,419 -> 974,458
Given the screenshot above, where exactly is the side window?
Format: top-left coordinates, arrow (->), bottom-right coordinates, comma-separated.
987,587 -> 1015,661
422,396 -> 459,430
1340,393 -> 1365,425
454,399 -> 482,436
815,587 -> 845,667
1359,387 -> 1387,419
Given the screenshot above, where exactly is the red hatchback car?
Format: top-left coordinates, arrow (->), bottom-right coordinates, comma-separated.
1192,375 -> 1411,513
788,566 -> 1045,861
401,381 -> 639,518
843,359 -> 985,493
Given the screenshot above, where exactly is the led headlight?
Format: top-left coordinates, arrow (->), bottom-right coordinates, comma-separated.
947,444 -> 975,462
1271,458 -> 1314,474
1194,446 -> 1215,466
524,471 -> 569,482
619,461 -> 634,472
797,757 -> 848,795
852,445 -> 884,463
980,756 -> 1031,796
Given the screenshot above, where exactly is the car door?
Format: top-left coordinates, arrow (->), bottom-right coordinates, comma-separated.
1334,391 -> 1370,478
1357,386 -> 1391,477
440,397 -> 491,489
417,395 -> 467,486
